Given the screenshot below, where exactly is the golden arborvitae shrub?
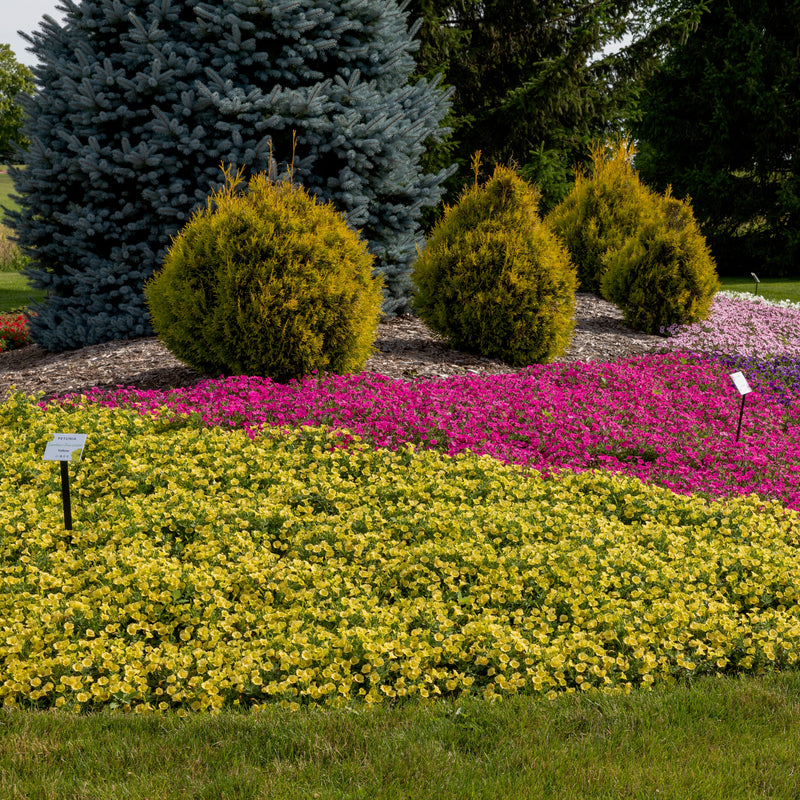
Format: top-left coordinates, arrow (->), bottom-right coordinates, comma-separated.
146,168 -> 382,382
600,191 -> 720,334
412,163 -> 576,366
546,137 -> 658,294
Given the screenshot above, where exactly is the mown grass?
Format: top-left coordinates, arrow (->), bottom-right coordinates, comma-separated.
0,272 -> 44,312
0,180 -> 42,314
719,275 -> 800,304
0,169 -> 18,225
2,674 -> 800,800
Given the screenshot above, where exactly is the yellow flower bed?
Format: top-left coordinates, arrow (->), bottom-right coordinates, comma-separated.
1,394 -> 799,712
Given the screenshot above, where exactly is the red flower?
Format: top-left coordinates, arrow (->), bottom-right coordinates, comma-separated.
0,313 -> 32,352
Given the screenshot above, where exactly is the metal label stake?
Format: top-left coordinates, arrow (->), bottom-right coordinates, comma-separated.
729,372 -> 752,442
60,460 -> 73,529
43,433 -> 87,530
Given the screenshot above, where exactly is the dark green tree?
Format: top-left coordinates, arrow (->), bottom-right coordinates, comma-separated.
634,0 -> 800,276
408,0 -> 705,210
0,45 -> 34,163
10,0 -> 452,351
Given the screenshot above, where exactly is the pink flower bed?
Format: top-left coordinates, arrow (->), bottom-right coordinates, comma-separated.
662,293 -> 800,358
60,352 -> 800,510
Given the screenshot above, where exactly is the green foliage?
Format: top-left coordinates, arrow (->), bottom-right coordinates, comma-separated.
408,0 -> 707,211
546,136 -> 719,333
633,0 -> 800,277
601,192 -> 720,333
0,45 -> 33,163
412,164 -> 576,366
145,168 -> 382,383
546,138 -> 656,294
13,0 -> 450,352
0,223 -> 27,272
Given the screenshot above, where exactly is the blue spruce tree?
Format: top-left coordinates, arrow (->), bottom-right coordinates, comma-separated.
10,0 -> 453,350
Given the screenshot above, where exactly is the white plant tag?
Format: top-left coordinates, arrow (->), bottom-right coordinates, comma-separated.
43,433 -> 87,462
729,372 -> 752,396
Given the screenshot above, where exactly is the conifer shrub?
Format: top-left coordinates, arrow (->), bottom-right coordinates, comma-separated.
600,192 -> 720,334
145,168 -> 382,383
546,138 -> 657,294
12,0 -> 452,352
412,163 -> 576,366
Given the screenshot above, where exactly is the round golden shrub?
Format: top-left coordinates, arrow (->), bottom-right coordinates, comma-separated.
600,192 -> 720,334
412,165 -> 576,366
145,168 -> 383,382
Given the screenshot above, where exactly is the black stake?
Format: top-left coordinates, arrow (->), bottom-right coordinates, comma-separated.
60,460 -> 73,530
736,394 -> 747,442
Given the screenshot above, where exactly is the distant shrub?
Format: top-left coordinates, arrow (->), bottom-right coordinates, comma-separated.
546,137 -> 658,294
145,167 -> 383,383
0,313 -> 32,351
0,224 -> 28,272
412,163 -> 576,366
601,192 -> 720,334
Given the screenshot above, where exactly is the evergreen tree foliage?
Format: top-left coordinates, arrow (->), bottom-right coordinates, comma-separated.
601,191 -> 719,333
0,45 -> 34,164
407,0 -> 704,210
10,0 -> 452,351
634,0 -> 800,277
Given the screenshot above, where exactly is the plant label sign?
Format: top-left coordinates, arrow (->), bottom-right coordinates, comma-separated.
42,434 -> 87,531
43,433 -> 87,462
729,372 -> 752,442
729,372 -> 752,396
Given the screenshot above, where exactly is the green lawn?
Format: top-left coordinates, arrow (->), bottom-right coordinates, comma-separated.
2,674 -> 800,799
0,271 -> 45,312
0,169 -> 18,224
719,275 -> 800,304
